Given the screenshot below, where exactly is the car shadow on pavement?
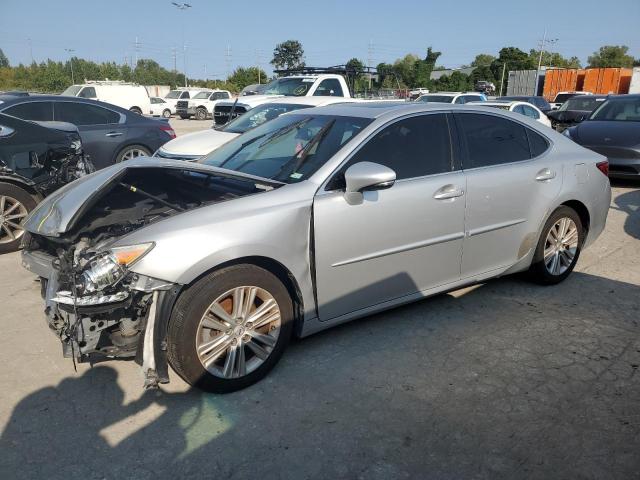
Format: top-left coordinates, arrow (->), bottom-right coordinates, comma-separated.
1,270 -> 639,480
610,180 -> 640,240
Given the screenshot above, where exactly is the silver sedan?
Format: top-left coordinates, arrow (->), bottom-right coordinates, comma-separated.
21,103 -> 611,393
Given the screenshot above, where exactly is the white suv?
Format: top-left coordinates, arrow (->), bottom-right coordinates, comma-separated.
177,90 -> 233,120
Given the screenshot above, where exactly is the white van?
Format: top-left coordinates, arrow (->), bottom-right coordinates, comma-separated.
61,81 -> 151,115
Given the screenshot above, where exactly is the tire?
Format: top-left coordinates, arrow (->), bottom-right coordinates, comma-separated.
168,264 -> 294,393
129,107 -> 143,115
528,206 -> 584,285
115,144 -> 152,163
162,109 -> 171,119
0,183 -> 36,254
195,107 -> 208,120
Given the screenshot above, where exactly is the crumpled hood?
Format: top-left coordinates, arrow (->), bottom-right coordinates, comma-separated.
23,157 -> 280,237
158,129 -> 238,157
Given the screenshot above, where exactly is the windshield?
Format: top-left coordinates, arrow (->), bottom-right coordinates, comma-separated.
590,97 -> 640,122
222,103 -> 313,134
193,91 -> 211,99
417,95 -> 454,103
165,90 -> 182,99
554,93 -> 578,104
61,85 -> 82,97
201,113 -> 372,183
560,97 -> 605,112
262,77 -> 316,96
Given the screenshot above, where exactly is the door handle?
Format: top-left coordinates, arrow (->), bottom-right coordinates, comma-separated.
535,168 -> 556,182
105,132 -> 123,138
433,184 -> 465,200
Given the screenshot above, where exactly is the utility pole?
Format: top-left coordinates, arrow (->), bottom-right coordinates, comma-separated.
255,49 -> 262,84
367,39 -> 374,90
64,48 -> 75,84
171,2 -> 192,87
535,29 -> 559,95
499,62 -> 506,96
134,36 -> 140,66
225,44 -> 232,80
27,38 -> 33,63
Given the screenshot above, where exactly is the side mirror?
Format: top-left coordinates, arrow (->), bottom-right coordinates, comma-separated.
344,161 -> 396,204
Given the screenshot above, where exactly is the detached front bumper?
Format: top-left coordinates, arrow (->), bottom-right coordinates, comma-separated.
21,248 -> 181,388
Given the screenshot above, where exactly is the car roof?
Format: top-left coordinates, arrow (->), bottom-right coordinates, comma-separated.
0,94 -> 128,111
298,102 -> 507,119
472,100 -> 521,107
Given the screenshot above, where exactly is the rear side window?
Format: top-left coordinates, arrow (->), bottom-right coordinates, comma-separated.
341,113 -> 453,181
527,129 -> 549,157
522,105 -> 540,119
314,79 -> 344,97
3,102 -> 54,121
55,102 -> 120,125
78,87 -> 97,99
456,113 -> 530,168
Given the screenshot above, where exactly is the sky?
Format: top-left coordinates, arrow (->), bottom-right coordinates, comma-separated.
1,0 -> 639,82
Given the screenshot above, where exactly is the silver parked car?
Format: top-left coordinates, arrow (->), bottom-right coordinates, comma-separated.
21,103 -> 611,393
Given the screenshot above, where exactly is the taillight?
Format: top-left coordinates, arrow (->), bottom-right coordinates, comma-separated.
159,124 -> 176,139
596,160 -> 609,177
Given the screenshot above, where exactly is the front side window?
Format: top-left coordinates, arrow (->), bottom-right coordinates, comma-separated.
313,79 -> 344,97
54,102 -> 120,125
331,114 -> 453,186
212,92 -> 230,100
193,92 -> 211,99
165,90 -> 181,99
78,87 -> 97,99
457,113 -> 531,168
3,102 -> 54,121
201,114 -> 371,183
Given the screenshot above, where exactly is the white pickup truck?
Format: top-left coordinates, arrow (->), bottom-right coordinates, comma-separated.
213,72 -> 352,126
176,89 -> 233,120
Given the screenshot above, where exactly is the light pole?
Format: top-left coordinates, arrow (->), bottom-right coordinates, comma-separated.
171,2 -> 192,87
65,48 -> 75,84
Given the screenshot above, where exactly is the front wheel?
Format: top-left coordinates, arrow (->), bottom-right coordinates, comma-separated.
162,109 -> 171,118
195,107 -> 208,120
168,264 -> 294,393
0,183 -> 36,254
528,206 -> 584,285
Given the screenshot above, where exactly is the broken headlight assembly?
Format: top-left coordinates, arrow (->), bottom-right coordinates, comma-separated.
54,243 -> 154,306
81,243 -> 154,293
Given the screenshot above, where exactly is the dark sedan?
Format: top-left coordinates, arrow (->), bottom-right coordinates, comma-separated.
500,95 -> 552,113
0,96 -> 175,170
547,95 -> 608,132
565,94 -> 640,179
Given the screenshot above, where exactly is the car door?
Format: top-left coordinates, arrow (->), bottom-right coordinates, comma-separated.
54,101 -> 125,170
454,112 -> 561,278
313,113 -> 466,320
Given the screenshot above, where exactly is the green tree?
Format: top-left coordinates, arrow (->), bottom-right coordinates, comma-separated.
528,49 -> 581,68
490,47 -> 535,94
414,47 -> 441,87
227,66 -> 268,90
588,45 -> 635,68
0,48 -> 9,68
471,53 -> 495,67
392,54 -> 419,87
271,40 -> 305,70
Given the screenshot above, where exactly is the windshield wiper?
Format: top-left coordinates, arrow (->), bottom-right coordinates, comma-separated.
276,119 -> 336,180
258,118 -> 312,148
216,133 -> 268,168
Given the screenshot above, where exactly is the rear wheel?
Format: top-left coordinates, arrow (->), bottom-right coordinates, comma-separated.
529,206 -> 583,285
168,264 -> 294,393
0,183 -> 36,254
195,107 -> 208,120
115,144 -> 151,163
162,109 -> 171,119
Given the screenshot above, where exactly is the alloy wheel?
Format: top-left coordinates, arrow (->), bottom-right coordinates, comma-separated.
121,148 -> 148,161
0,195 -> 28,244
544,217 -> 579,276
195,286 -> 281,379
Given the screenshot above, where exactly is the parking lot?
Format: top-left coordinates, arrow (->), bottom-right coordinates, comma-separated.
0,107 -> 638,479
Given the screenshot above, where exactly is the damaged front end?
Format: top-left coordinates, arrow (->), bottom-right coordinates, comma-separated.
21,159 -> 277,387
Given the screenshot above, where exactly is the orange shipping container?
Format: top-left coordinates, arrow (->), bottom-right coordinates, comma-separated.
543,69 -> 586,101
582,68 -> 632,94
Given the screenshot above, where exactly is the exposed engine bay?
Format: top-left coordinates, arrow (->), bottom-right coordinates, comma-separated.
22,166 -> 270,386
